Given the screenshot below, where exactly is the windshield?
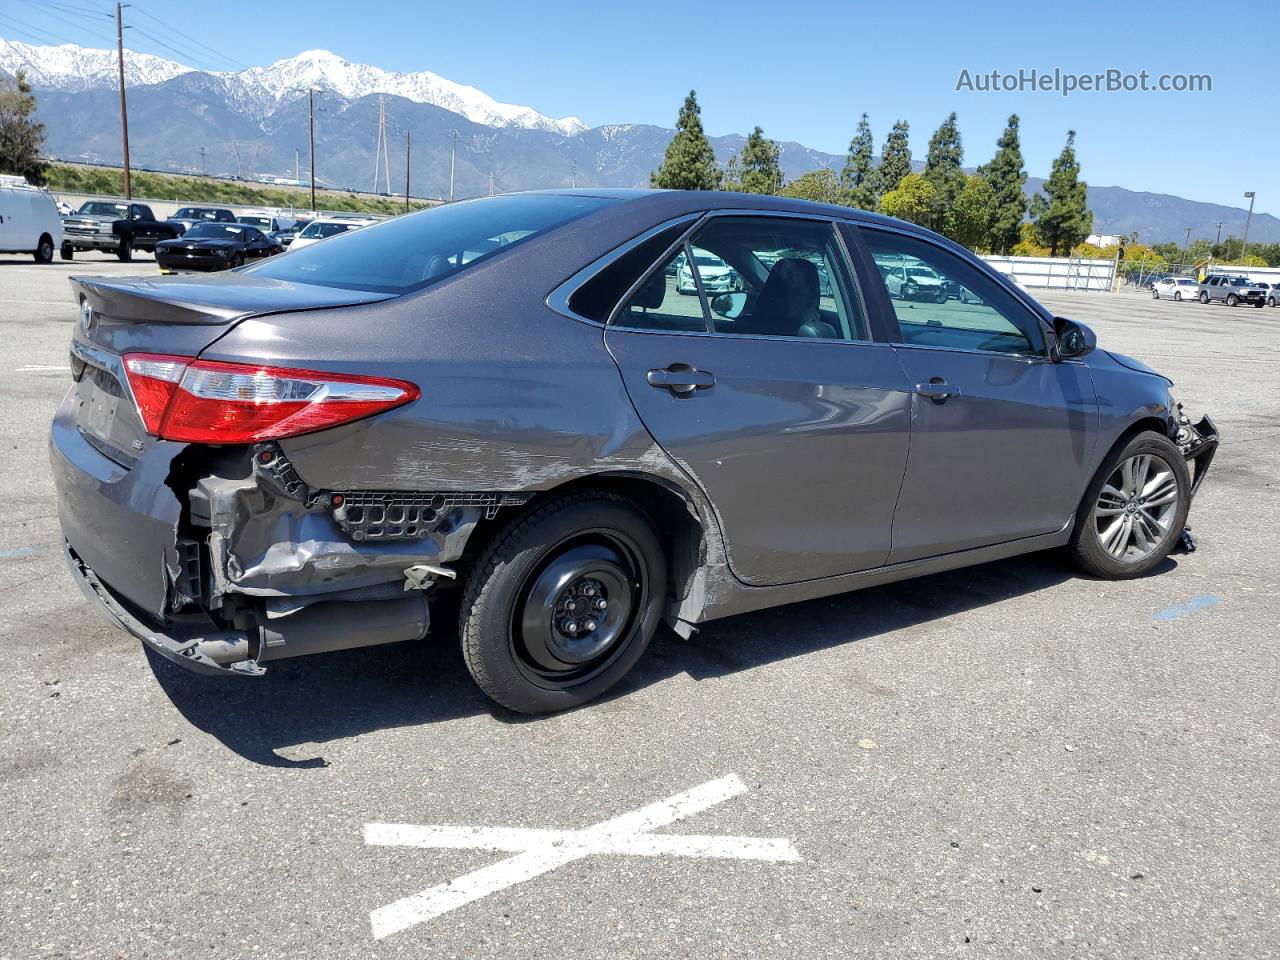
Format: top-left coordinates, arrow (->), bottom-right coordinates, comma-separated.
184,223 -> 246,240
238,216 -> 272,228
694,254 -> 725,267
907,267 -> 938,278
298,221 -> 353,239
78,202 -> 128,217
248,194 -> 617,293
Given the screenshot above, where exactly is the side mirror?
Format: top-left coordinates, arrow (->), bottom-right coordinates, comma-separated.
1051,316 -> 1096,361
710,291 -> 747,320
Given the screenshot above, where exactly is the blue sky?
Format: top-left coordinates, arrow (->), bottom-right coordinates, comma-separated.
5,0 -> 1275,216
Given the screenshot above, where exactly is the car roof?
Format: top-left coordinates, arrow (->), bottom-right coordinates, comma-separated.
530,187 -> 907,230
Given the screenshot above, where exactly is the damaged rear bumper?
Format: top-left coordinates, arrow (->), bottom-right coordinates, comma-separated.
65,540 -> 264,676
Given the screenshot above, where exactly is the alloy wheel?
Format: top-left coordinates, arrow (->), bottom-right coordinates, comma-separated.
1093,453 -> 1180,562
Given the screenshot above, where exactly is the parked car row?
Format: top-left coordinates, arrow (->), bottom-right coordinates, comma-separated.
0,185 -> 383,271
1152,274 -> 1278,307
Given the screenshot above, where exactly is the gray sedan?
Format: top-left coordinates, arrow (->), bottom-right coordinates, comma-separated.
51,190 -> 1218,713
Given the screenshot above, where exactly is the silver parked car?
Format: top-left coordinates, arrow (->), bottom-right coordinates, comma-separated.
1151,276 -> 1199,301
1198,274 -> 1268,307
52,190 -> 1218,713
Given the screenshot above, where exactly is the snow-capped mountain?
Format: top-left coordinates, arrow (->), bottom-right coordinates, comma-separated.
0,37 -> 585,136
0,38 -> 191,91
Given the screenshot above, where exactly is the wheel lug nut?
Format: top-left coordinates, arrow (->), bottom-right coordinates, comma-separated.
583,619 -> 597,632
565,599 -> 577,612
561,620 -> 578,634
582,583 -> 596,597
595,598 -> 608,610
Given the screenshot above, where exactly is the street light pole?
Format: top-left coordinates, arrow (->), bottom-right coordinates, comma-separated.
404,131 -> 411,214
1241,191 -> 1256,263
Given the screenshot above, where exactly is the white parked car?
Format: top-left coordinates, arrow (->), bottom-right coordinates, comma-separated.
288,216 -> 375,250
0,177 -> 63,263
1151,276 -> 1199,301
676,249 -> 738,295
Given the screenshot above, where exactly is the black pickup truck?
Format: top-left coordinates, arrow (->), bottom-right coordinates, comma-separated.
60,201 -> 182,261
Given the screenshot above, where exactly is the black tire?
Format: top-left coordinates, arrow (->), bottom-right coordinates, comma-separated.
60,242 -> 74,261
1254,300 -> 1264,308
1226,293 -> 1238,307
116,236 -> 133,262
1269,297 -> 1277,307
459,491 -> 667,714
1068,431 -> 1191,579
230,253 -> 245,269
1199,291 -> 1209,304
1151,289 -> 1159,299
1173,291 -> 1182,301
33,235 -> 54,263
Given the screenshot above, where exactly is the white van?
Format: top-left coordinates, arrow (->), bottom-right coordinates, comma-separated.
0,177 -> 63,263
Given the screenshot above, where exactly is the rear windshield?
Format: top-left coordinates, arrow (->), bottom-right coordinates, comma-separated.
245,193 -> 617,293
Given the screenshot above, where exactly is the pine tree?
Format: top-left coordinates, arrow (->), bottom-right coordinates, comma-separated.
841,113 -> 876,210
873,120 -> 911,200
651,90 -> 722,191
738,126 -> 782,195
1029,130 -> 1093,257
980,115 -> 1028,255
0,72 -> 46,184
923,112 -> 965,237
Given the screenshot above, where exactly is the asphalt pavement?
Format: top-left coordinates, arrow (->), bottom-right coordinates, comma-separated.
1,256 -> 1277,959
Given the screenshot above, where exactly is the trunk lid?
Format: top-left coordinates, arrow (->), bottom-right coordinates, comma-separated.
67,274 -> 397,466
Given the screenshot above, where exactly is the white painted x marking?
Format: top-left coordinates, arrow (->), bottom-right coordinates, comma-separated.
364,773 -> 800,939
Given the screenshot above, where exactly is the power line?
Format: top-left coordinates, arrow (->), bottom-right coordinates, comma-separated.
128,25 -> 226,73
0,12 -> 85,46
126,2 -> 250,70
16,1 -> 115,47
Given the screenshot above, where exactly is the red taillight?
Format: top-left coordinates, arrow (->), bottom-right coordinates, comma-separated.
122,353 -> 418,444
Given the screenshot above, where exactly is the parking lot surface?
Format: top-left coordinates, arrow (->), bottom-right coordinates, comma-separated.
1,256 -> 1277,959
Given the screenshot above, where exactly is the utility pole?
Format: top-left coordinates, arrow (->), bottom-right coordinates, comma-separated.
294,148 -> 300,183
1241,191 -> 1256,263
115,3 -> 131,199
488,171 -> 494,196
1214,221 -> 1224,246
198,146 -> 206,176
447,128 -> 460,201
571,158 -> 576,188
308,88 -> 316,212
1183,226 -> 1191,253
404,131 -> 411,213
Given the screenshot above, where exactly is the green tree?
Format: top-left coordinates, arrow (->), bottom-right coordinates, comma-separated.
0,72 -> 46,184
950,174 -> 996,250
873,120 -> 911,200
923,112 -> 965,238
979,114 -> 1028,255
651,90 -> 722,190
1029,131 -> 1093,256
737,126 -> 782,195
780,169 -> 845,204
878,173 -> 936,227
841,113 -> 877,210
722,153 -> 742,191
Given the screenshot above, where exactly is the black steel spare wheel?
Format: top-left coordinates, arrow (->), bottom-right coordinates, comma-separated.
460,492 -> 667,713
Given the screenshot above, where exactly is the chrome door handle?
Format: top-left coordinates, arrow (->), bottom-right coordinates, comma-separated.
915,379 -> 961,401
647,365 -> 715,396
